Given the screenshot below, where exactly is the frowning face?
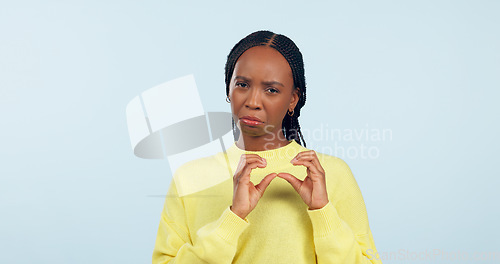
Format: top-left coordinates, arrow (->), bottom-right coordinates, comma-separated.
228,46 -> 299,141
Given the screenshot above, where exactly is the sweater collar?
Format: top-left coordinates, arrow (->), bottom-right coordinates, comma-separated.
223,140 -> 305,172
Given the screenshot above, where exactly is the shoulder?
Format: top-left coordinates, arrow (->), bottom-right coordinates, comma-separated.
171,151 -> 231,197
304,148 -> 357,187
316,152 -> 353,181
307,149 -> 364,202
316,152 -> 352,174
173,151 -> 227,177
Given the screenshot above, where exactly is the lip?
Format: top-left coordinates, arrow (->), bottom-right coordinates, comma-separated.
240,116 -> 263,122
240,116 -> 263,126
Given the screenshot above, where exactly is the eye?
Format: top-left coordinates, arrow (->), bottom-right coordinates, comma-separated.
236,82 -> 248,88
266,87 -> 280,94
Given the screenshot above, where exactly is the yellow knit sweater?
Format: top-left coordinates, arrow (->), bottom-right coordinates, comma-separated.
153,140 -> 382,263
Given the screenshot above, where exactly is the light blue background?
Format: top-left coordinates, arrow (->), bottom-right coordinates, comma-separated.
1,1 -> 499,263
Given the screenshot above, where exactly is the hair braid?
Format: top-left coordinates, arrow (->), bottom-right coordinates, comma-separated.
224,30 -> 307,147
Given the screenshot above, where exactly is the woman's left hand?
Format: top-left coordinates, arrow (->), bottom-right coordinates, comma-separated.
277,150 -> 329,210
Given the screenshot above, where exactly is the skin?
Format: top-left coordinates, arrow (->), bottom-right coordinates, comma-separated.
228,46 -> 329,219
228,45 -> 298,151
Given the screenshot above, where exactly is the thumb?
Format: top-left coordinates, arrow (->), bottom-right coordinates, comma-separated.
255,173 -> 277,194
277,173 -> 303,192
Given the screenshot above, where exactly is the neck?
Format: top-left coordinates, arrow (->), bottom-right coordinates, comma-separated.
236,130 -> 290,151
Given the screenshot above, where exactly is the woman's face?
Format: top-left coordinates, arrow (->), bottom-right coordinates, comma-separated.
229,46 -> 299,139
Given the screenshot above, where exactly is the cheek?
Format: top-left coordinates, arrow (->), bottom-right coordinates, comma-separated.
229,96 -> 245,114
230,95 -> 242,108
269,102 -> 288,121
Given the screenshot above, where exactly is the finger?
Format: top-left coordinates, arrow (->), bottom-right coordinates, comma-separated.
237,162 -> 267,184
290,160 -> 323,177
236,155 -> 265,173
235,155 -> 266,178
235,160 -> 262,184
238,154 -> 266,166
292,152 -> 325,174
292,153 -> 325,174
237,154 -> 265,165
255,173 -> 278,195
291,150 -> 315,161
277,173 -> 303,192
307,153 -> 325,174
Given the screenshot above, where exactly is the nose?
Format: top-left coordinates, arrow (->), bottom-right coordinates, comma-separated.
245,87 -> 262,110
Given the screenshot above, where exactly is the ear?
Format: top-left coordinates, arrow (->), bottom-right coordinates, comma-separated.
289,87 -> 300,111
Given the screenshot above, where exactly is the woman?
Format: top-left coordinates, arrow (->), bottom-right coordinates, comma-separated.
153,30 -> 382,263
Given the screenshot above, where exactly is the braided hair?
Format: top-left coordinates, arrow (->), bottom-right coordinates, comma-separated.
224,30 -> 307,147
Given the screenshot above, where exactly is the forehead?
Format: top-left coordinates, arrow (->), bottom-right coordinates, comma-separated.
233,46 -> 293,80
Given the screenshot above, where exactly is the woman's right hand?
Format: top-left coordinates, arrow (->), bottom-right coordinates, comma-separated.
230,154 -> 277,219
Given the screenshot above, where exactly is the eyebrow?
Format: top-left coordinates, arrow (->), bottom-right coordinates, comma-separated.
234,75 -> 284,87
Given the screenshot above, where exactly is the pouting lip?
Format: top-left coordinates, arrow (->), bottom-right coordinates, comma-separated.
240,115 -> 263,123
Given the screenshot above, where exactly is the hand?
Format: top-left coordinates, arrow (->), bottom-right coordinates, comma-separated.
230,154 -> 277,219
277,150 -> 329,210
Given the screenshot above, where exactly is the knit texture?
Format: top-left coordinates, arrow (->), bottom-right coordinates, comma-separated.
153,140 -> 383,263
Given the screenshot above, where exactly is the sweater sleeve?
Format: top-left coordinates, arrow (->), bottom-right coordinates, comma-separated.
306,159 -> 383,264
152,180 -> 250,264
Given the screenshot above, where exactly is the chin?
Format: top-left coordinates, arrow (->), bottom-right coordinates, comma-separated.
240,128 -> 264,137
